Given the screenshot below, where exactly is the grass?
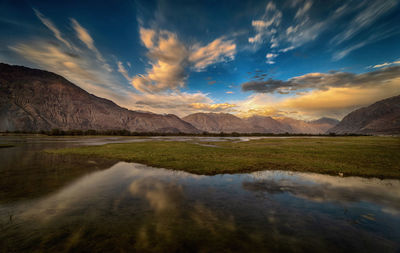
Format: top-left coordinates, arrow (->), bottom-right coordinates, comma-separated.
47,136 -> 400,178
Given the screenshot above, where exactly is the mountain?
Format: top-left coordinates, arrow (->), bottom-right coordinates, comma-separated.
0,63 -> 199,133
309,117 -> 340,133
275,117 -> 338,134
183,113 -> 338,134
310,117 -> 340,126
244,115 -> 292,133
182,113 -> 261,133
328,95 -> 400,134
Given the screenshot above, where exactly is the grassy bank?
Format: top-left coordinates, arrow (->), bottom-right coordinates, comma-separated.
47,137 -> 400,178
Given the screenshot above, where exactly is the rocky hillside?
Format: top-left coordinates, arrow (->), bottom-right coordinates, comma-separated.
275,117 -> 338,134
328,95 -> 400,134
182,113 -> 261,133
244,115 -> 292,133
183,113 -> 338,134
0,63 -> 199,133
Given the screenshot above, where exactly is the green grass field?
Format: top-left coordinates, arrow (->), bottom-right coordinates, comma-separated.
47,137 -> 400,178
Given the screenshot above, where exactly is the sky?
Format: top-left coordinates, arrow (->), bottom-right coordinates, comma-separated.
1,0 -> 400,120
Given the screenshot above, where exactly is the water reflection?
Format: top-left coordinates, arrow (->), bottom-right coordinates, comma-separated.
0,136 -> 400,252
243,171 -> 400,214
0,141 -> 117,203
1,162 -> 399,252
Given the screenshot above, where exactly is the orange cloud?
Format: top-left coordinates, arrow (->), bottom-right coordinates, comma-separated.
190,103 -> 236,112
133,27 -> 236,93
189,37 -> 236,71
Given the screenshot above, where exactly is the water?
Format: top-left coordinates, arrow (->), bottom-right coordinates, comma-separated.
0,136 -> 399,252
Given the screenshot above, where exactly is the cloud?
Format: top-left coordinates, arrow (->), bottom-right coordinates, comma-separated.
279,46 -> 295,53
131,92 -> 235,116
266,53 -> 278,64
189,37 -> 236,71
139,27 -> 156,48
248,0 -> 398,63
13,10 -> 137,109
278,81 -> 400,119
235,68 -> 400,120
294,0 -> 312,20
33,8 -> 73,50
70,18 -> 111,71
117,61 -> 132,81
10,10 -> 238,118
189,102 -> 236,112
372,59 -> 400,69
9,42 -> 125,102
132,27 -> 236,93
332,41 -> 367,61
225,91 -> 234,94
235,74 -> 400,120
132,29 -> 188,93
248,2 -> 282,45
332,24 -> 400,61
241,66 -> 400,94
330,0 -> 397,45
247,1 -> 327,63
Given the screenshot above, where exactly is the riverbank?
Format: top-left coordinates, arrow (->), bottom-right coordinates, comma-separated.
47,136 -> 400,178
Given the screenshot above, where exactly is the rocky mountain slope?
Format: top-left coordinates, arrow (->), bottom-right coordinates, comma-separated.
245,115 -> 292,133
0,63 -> 199,133
328,95 -> 400,134
182,113 -> 261,133
273,117 -> 340,134
183,113 -> 338,134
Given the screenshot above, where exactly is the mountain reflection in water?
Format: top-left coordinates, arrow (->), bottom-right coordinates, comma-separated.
0,137 -> 399,252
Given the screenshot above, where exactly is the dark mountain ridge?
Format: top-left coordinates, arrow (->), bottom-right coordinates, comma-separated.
328,95 -> 400,134
0,63 -> 199,133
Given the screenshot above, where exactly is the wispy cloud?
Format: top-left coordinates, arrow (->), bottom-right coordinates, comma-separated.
70,18 -> 111,71
248,2 -> 282,45
248,0 -> 399,63
372,59 -> 400,69
33,8 -> 73,50
189,37 -> 236,71
330,0 -> 397,45
117,61 -> 132,81
247,0 -> 330,63
266,53 -> 278,64
332,22 -> 400,61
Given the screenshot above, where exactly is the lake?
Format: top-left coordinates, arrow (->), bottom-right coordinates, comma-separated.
1,136 -> 399,252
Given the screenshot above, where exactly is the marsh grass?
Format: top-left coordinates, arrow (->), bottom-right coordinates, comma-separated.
47,137 -> 400,178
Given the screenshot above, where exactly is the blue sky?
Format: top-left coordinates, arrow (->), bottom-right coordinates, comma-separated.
1,0 -> 400,119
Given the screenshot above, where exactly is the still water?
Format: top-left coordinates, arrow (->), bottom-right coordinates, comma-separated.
0,136 -> 399,252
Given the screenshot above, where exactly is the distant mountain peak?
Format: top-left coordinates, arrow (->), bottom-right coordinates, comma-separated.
328,95 -> 400,134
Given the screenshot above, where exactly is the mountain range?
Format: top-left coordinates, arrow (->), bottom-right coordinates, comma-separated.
0,63 -> 198,133
1,63 -> 399,135
329,95 -> 400,134
182,113 -> 339,134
